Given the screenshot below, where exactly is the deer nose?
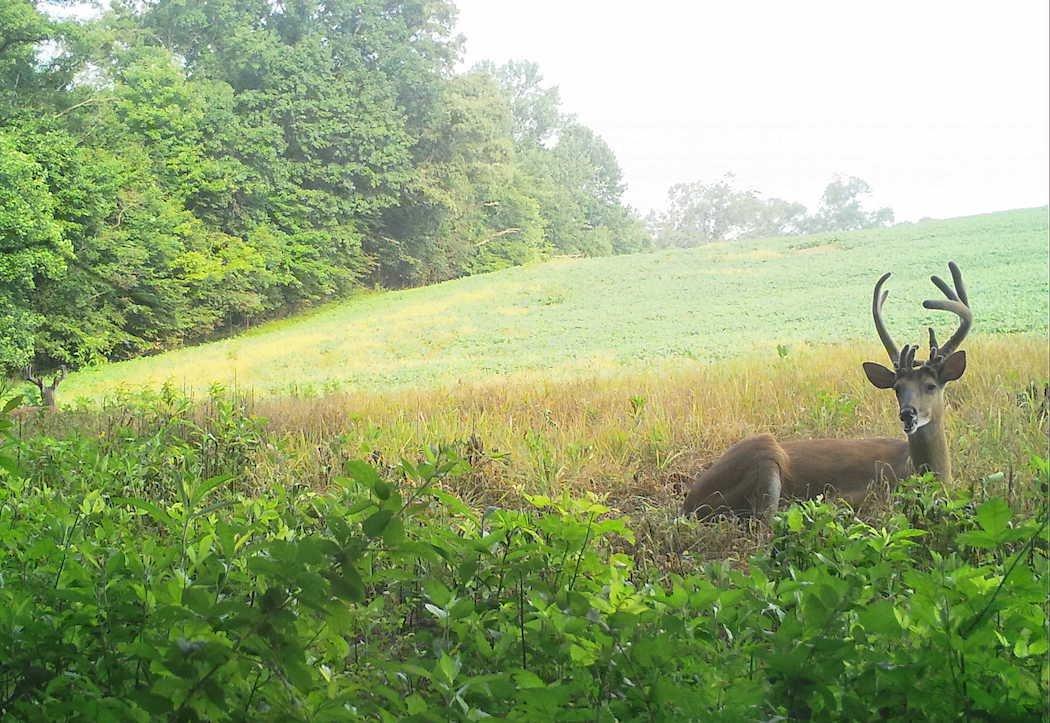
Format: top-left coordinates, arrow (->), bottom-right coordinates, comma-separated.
899,406 -> 917,423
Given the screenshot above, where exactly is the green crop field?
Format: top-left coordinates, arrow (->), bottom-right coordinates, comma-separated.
9,2 -> 1050,717
63,207 -> 1049,400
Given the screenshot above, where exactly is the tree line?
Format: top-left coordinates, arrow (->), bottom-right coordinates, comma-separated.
1,0 -> 895,389
1,0 -> 647,380
650,174 -> 894,248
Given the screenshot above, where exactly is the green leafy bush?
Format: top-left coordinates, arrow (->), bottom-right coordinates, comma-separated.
0,398 -> 1046,720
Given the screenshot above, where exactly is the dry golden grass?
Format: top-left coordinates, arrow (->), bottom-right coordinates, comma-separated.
25,334 -> 1046,567
237,334 -> 1048,510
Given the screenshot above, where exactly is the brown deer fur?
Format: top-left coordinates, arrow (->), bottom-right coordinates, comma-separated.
682,435 -> 910,518
683,262 -> 972,520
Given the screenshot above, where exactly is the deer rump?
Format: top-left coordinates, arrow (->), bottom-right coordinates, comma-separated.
681,434 -> 911,519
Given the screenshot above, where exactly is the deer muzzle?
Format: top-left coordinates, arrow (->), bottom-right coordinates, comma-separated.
899,406 -> 918,434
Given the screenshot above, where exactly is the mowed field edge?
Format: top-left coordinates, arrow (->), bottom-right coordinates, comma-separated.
64,207 -> 1050,400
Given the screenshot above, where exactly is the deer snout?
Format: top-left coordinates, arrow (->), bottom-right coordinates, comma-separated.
899,406 -> 919,433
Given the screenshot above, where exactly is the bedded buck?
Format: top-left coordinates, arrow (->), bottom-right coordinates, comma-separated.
682,261 -> 972,519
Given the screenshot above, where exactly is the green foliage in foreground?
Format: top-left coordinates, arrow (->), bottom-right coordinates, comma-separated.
0,400 -> 1047,721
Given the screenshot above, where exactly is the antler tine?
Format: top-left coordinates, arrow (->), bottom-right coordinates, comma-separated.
929,275 -> 958,301
922,261 -> 972,358
872,272 -> 899,365
899,344 -> 917,371
927,327 -> 939,360
948,260 -> 968,306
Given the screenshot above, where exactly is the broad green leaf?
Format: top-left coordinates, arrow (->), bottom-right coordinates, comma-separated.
345,460 -> 381,487
0,455 -> 19,477
424,578 -> 451,607
330,565 -> 364,602
189,474 -> 233,508
435,653 -> 461,685
373,478 -> 392,501
975,498 -> 1011,536
284,658 -> 314,691
857,600 -> 901,636
114,497 -> 177,529
405,694 -> 427,715
569,643 -> 597,666
381,516 -> 404,545
514,670 -> 545,689
363,510 -> 393,538
449,597 -> 474,620
956,530 -> 999,550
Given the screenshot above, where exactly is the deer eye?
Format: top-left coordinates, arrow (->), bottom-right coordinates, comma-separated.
925,383 -> 937,392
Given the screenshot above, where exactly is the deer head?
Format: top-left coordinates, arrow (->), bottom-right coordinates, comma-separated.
862,261 -> 972,436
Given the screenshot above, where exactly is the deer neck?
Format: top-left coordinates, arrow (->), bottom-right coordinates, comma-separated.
907,418 -> 951,481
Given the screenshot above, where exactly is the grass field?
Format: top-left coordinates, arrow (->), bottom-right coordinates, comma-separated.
10,342 -> 1050,718
9,211 -> 1048,719
41,334 -> 1049,560
62,207 -> 1049,400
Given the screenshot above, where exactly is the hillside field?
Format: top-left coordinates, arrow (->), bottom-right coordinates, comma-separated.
62,207 -> 1049,400
6,0 -> 1049,715
7,210 -> 1049,720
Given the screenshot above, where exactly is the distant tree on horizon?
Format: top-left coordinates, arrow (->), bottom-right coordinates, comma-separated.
651,174 -> 893,247
806,175 -> 895,233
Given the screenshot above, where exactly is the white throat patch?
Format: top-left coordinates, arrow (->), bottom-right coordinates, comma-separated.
905,416 -> 931,435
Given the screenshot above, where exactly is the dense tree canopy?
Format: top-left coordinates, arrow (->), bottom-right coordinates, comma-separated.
0,0 -> 648,384
2,0 -> 896,390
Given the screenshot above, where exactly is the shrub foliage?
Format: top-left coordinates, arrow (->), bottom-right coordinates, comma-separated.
1,0 -> 647,376
0,396 -> 1046,720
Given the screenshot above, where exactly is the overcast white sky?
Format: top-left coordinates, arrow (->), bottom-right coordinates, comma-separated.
455,0 -> 1050,221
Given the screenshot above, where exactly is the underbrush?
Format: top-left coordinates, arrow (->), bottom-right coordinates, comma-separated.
29,335 -> 1050,515
1,396 -> 1047,721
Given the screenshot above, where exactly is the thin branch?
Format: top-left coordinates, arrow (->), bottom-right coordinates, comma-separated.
54,96 -> 115,118
0,34 -> 46,57
474,228 -> 521,248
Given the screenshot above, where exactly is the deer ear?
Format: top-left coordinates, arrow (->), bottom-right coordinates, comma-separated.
938,350 -> 966,383
862,362 -> 896,389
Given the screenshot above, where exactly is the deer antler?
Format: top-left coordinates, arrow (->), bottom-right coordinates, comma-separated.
898,343 -> 921,373
872,272 -> 899,366
922,261 -> 971,362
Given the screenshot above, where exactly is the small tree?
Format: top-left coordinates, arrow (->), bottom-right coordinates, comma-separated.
807,175 -> 895,233
22,365 -> 65,409
653,175 -> 808,247
652,174 -> 895,246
